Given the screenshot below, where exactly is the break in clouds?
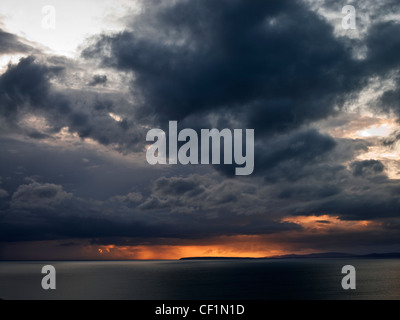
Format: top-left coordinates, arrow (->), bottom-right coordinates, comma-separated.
1,0 -> 400,258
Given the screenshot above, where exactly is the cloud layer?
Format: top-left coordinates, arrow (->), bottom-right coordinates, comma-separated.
1,0 -> 400,258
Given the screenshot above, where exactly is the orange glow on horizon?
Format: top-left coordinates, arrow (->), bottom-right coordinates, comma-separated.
87,215 -> 379,260
89,235 -> 297,260
77,215 -> 382,260
88,234 -> 315,260
281,215 -> 376,232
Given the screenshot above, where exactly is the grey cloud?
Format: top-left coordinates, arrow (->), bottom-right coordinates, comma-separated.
0,56 -> 63,119
350,160 -> 385,177
141,174 -> 276,217
154,176 -> 204,197
382,131 -> 400,147
379,76 -> 400,118
0,189 -> 9,198
295,192 -> 400,221
365,21 -> 400,75
0,28 -> 32,54
0,137 -> 158,200
278,184 -> 341,200
10,181 -> 73,209
261,136 -> 369,183
0,134 -> 399,246
273,154 -> 400,221
82,0 -> 364,135
256,129 -> 337,174
110,192 -> 144,207
214,129 -> 337,177
0,56 -> 146,152
89,74 -> 107,86
0,175 -> 300,243
365,21 -> 400,121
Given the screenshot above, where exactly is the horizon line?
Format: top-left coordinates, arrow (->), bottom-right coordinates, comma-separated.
2,251 -> 400,262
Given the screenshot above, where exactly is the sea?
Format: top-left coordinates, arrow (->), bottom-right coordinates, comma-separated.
0,259 -> 399,300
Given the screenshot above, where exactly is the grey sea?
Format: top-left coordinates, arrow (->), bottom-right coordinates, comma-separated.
0,259 -> 399,300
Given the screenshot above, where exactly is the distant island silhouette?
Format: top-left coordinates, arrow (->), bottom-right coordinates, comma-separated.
180,252 -> 400,260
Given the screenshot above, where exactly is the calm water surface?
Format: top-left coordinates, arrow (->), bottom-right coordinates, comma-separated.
0,259 -> 399,300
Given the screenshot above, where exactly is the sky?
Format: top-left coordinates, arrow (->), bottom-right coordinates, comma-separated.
1,0 -> 400,260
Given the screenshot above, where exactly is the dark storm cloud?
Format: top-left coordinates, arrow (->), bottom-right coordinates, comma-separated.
0,176 -> 301,243
236,135 -> 400,222
278,184 -> 341,200
2,0 -> 400,255
0,137 -> 158,200
379,75 -> 400,117
0,209 -> 300,243
82,0 -> 364,134
0,56 -> 146,152
294,191 -> 400,221
265,224 -> 400,254
382,131 -> 400,147
0,56 -> 62,119
10,181 -> 72,209
0,28 -> 32,54
350,159 -> 384,177
322,0 -> 400,35
365,21 -> 400,75
154,176 -> 204,197
88,74 -> 107,86
321,1 -> 400,126
363,20 -> 400,121
80,0 -> 400,137
0,136 -> 398,247
217,129 -> 337,176
0,137 -> 301,243
275,153 -> 400,221
254,135 -> 365,183
0,189 -> 8,198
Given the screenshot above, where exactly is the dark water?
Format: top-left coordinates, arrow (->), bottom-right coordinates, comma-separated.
0,259 -> 399,300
